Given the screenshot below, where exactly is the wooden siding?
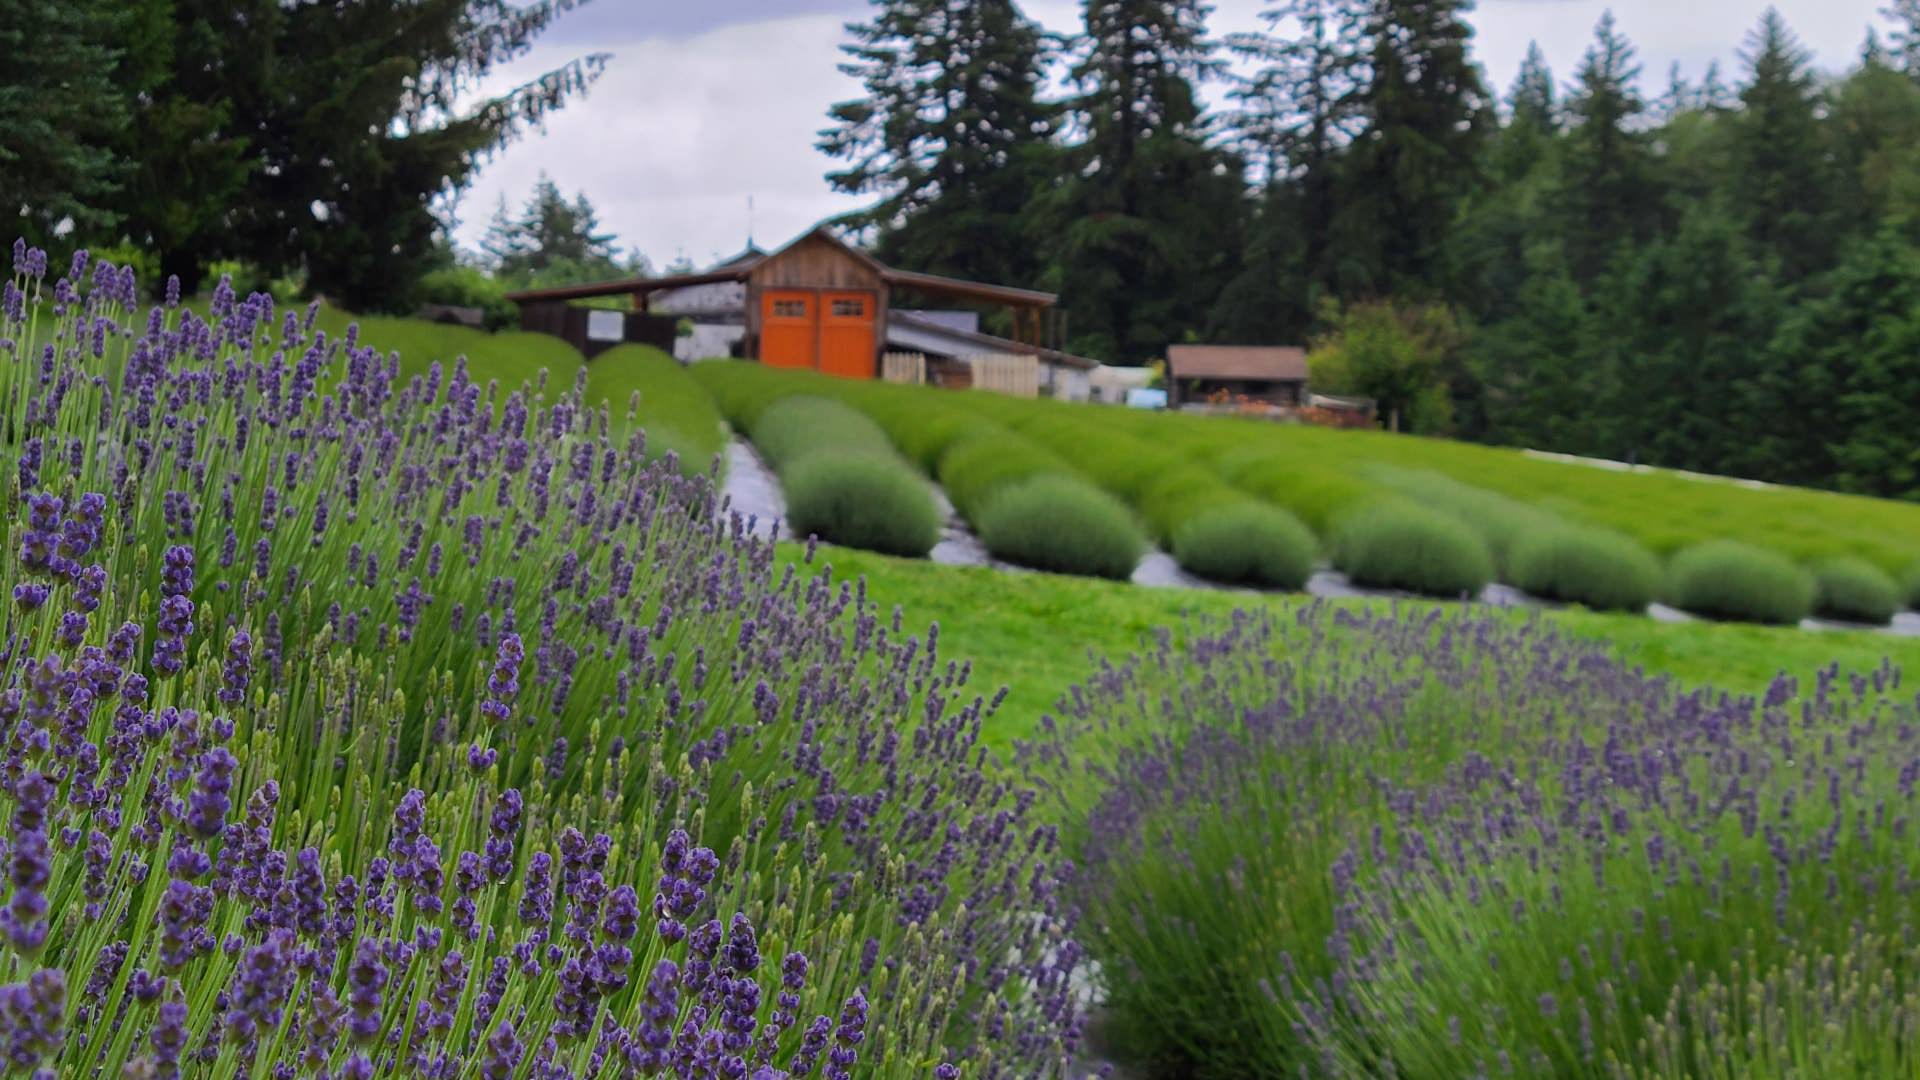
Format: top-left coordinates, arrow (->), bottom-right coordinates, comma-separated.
744,234 -> 889,377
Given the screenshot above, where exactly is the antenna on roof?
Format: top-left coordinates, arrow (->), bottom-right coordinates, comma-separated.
747,196 -> 756,249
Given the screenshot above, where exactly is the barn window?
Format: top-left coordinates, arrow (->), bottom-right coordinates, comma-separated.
831,299 -> 866,318
773,300 -> 807,318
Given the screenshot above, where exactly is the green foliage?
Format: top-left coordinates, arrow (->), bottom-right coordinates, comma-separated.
1507,527 -> 1662,612
416,264 -> 519,330
1307,301 -> 1464,435
1332,502 -> 1494,596
1217,453 -> 1380,536
1369,467 -> 1561,577
1170,503 -> 1316,589
784,452 -> 942,557
482,173 -> 640,283
1811,556 -> 1901,625
750,396 -> 896,474
821,0 -> 1056,289
1043,0 -> 1246,362
0,0 -> 133,244
585,345 -> 727,475
107,2 -> 605,304
936,431 -> 1066,523
975,475 -> 1146,580
1665,541 -> 1815,625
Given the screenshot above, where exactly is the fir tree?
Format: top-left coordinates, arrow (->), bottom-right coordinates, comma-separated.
230,1 -> 608,311
1336,0 -> 1489,296
1731,9 -> 1832,278
1047,0 -> 1247,361
0,0 -> 134,245
1222,0 -> 1362,314
821,0 -> 1058,287
1556,12 -> 1656,285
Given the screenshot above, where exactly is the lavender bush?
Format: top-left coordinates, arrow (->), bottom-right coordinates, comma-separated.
0,244 -> 1086,1076
1029,604 -> 1920,1077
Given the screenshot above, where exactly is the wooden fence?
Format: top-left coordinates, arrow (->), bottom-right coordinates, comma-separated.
882,351 -> 927,385
970,353 -> 1040,398
881,350 -> 1039,398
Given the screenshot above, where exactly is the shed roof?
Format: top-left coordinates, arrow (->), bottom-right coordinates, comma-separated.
891,312 -> 1097,370
504,223 -> 1058,308
1167,344 -> 1309,382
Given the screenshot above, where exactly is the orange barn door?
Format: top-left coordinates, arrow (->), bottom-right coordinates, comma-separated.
819,292 -> 877,379
761,291 -> 816,369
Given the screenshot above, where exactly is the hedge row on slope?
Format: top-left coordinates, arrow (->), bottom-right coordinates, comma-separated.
692,364 -> 1145,577
1665,541 -> 1816,626
971,410 -> 1317,589
748,393 -> 940,557
586,346 -> 729,476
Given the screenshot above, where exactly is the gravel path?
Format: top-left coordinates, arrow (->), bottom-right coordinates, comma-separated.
716,438 -> 1919,638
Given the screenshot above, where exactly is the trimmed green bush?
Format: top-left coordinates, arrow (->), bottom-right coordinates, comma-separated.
750,396 -> 894,472
783,452 -> 943,557
1811,557 -> 1901,625
1370,467 -> 1562,577
975,475 -> 1146,579
1506,527 -> 1662,612
1665,541 -> 1815,625
1331,502 -> 1494,597
1171,503 -> 1317,590
937,430 -> 1062,521
1903,561 -> 1920,611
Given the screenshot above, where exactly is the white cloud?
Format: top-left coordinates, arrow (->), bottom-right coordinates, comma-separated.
453,13 -> 867,269
457,0 -> 1883,272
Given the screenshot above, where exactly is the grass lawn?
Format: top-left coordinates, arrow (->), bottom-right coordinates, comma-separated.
788,543 -> 1920,749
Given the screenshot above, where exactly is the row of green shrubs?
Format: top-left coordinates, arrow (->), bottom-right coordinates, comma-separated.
955,410 -> 1318,589
691,363 -> 1147,575
859,394 -> 1149,579
751,396 -> 943,557
688,363 -> 1920,620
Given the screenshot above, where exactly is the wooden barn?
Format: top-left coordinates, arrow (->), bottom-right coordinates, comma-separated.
504,225 -> 1071,378
1166,345 -> 1310,408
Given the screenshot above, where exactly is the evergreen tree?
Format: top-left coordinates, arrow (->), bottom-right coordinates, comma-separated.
1884,0 -> 1920,76
1556,12 -> 1657,285
0,0 -> 134,245
821,0 -> 1057,287
489,174 -> 621,279
1730,9 -> 1832,279
109,0 -> 279,296
1336,0 -> 1489,296
1047,0 -> 1247,361
230,1 -> 608,311
1492,42 -> 1556,181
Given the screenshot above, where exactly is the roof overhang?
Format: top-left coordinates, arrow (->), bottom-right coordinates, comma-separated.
890,312 -> 1095,370
505,267 -> 751,304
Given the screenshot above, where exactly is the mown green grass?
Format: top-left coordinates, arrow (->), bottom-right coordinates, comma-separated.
782,543 -> 1920,750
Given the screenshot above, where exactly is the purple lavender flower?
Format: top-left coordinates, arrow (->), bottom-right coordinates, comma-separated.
346,938 -> 387,1044
218,630 -> 252,705
481,632 -> 524,724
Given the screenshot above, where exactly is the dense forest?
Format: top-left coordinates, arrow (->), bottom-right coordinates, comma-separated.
822,0 -> 1920,500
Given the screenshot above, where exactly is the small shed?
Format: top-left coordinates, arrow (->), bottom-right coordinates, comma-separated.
504,224 -> 1065,379
1166,345 -> 1309,408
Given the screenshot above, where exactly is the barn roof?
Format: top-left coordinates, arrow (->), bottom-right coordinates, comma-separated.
1167,344 -> 1309,382
503,223 -> 1057,308
891,312 -> 1097,370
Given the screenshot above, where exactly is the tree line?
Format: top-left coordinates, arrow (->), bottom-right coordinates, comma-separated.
0,0 -> 603,311
821,0 -> 1920,500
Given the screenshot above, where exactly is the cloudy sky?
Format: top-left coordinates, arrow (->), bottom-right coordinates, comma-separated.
451,0 -> 1888,271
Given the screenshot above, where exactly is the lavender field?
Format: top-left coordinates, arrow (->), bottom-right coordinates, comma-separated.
3,248 -> 1917,1079
0,250 -> 1080,1077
